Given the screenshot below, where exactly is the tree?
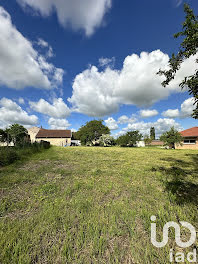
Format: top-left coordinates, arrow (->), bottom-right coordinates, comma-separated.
116,131 -> 142,147
0,129 -> 6,143
116,134 -> 129,147
160,127 -> 183,149
127,131 -> 142,147
144,134 -> 152,145
76,120 -> 110,145
99,134 -> 115,147
157,4 -> 198,119
0,128 -> 12,146
71,131 -> 80,140
8,124 -> 28,146
150,127 -> 155,140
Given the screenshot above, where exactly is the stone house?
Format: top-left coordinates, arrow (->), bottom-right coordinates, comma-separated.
28,127 -> 41,143
35,129 -> 72,147
175,127 -> 198,150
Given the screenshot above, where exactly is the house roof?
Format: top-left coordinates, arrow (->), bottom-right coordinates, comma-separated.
36,129 -> 71,138
180,127 -> 198,137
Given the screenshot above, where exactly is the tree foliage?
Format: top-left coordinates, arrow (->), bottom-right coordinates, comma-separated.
116,131 -> 142,147
157,4 -> 198,119
0,128 -> 12,146
144,134 -> 152,145
158,4 -> 198,119
71,132 -> 80,140
0,129 -> 7,143
76,120 -> 110,145
160,127 -> 183,148
150,127 -> 155,140
8,124 -> 28,146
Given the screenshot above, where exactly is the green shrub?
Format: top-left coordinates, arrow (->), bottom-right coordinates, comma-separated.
0,141 -> 50,167
0,148 -> 19,166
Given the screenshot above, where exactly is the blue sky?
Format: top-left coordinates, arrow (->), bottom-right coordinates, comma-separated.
0,0 -> 197,137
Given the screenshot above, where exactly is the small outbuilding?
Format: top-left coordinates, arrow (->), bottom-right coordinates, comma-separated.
136,141 -> 145,147
175,127 -> 198,150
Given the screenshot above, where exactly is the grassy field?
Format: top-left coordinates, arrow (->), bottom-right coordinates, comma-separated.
0,146 -> 197,263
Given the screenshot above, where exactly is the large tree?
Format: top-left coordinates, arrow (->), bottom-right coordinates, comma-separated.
157,4 -> 198,119
0,128 -> 12,146
117,131 -> 142,147
160,127 -> 183,149
8,124 -> 28,146
76,120 -> 110,145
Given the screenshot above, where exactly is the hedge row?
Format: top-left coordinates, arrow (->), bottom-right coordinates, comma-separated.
0,141 -> 50,167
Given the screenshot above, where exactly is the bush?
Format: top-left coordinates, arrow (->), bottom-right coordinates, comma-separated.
144,135 -> 152,145
0,141 -> 50,167
0,148 -> 19,166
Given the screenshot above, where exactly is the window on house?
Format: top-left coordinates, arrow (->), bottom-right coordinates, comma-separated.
183,139 -> 196,144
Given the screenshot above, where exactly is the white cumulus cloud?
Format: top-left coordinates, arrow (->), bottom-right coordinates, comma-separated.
180,97 -> 196,118
69,50 -> 197,117
162,109 -> 180,118
118,115 -> 137,124
104,117 -> 119,130
140,109 -> 158,118
0,97 -> 38,128
0,6 -> 64,90
17,0 -> 112,36
48,117 -> 71,130
162,97 -> 196,118
29,98 -> 70,118
68,66 -> 120,116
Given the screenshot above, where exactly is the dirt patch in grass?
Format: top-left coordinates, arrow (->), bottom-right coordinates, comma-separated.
104,235 -> 134,264
18,159 -> 77,173
18,159 -> 52,171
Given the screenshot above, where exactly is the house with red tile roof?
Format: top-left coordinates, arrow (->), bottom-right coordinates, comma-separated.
175,127 -> 198,149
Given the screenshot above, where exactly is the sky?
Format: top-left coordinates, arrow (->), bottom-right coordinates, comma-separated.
0,0 -> 197,138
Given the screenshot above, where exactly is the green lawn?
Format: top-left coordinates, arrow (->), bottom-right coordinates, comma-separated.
0,147 -> 197,263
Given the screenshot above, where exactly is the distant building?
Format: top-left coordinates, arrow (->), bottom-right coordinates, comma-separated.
175,127 -> 198,150
35,129 -> 72,147
150,140 -> 164,146
136,141 -> 145,147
